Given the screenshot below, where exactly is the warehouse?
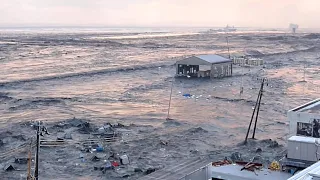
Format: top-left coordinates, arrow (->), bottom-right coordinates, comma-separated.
287,98 -> 320,137
175,54 -> 232,78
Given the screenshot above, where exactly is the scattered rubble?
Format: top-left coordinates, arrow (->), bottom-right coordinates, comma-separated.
0,119 -> 286,179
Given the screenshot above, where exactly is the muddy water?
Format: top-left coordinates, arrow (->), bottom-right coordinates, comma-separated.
0,28 -> 319,146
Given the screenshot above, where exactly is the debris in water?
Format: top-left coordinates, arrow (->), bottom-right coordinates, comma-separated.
230,152 -> 243,162
145,168 -> 156,175
91,155 -> 100,162
256,148 -> 262,153
14,158 -> 28,164
4,164 -> 15,171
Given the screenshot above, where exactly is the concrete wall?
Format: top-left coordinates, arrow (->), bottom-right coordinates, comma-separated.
288,111 -> 320,137
210,62 -> 232,78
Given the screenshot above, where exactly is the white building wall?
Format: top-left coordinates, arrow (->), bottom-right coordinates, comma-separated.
288,111 -> 320,137
288,100 -> 320,137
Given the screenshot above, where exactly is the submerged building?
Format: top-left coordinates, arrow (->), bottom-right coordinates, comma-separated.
175,54 -> 232,78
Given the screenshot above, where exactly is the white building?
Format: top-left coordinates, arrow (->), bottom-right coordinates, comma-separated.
288,98 -> 320,137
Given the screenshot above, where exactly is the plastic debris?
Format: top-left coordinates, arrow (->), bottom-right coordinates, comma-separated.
96,146 -> 104,152
269,161 -> 280,171
105,160 -> 112,169
160,140 -> 168,146
183,93 -> 191,97
112,161 -> 119,167
120,155 -> 130,165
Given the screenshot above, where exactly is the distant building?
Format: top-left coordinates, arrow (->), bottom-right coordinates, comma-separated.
175,55 -> 232,78
288,98 -> 320,137
231,52 -> 263,66
289,24 -> 299,33
233,57 -> 263,66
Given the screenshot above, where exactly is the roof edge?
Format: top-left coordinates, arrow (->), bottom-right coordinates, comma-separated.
289,98 -> 320,112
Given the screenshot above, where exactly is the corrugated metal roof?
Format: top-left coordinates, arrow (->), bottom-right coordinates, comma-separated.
138,157 -> 211,180
211,164 -> 292,180
195,54 -> 232,64
288,161 -> 320,180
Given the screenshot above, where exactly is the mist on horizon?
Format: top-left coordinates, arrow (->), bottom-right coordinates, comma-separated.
1,0 -> 320,28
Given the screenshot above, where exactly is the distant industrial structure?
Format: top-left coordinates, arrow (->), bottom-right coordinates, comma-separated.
289,23 -> 299,33
175,55 -> 232,78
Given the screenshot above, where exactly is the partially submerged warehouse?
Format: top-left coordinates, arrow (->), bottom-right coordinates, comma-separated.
175,54 -> 232,78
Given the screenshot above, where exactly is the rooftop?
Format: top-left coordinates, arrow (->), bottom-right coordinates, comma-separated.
211,164 -> 292,180
290,98 -> 320,114
176,54 -> 232,65
288,161 -> 320,180
195,54 -> 232,64
138,157 -> 211,180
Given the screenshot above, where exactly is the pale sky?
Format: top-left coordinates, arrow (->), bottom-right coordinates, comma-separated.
1,0 -> 319,28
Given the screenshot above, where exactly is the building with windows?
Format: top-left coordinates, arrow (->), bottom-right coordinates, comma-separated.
175,54 -> 232,78
288,98 -> 320,138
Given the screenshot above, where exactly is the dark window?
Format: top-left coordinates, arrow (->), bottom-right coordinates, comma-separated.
297,122 -> 312,137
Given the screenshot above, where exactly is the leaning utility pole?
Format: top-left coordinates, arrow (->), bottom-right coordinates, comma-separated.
252,78 -> 265,139
244,78 -> 267,144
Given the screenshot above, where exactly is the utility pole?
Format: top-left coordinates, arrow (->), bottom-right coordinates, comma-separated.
252,78 -> 265,139
244,85 -> 262,144
303,62 -> 306,82
244,78 -> 267,144
34,122 -> 40,180
226,33 -> 231,59
240,66 -> 244,97
166,78 -> 174,120
34,121 -> 49,180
